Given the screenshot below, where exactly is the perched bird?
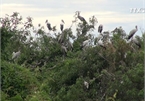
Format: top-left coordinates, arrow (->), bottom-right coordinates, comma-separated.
127,25 -> 138,40
89,25 -> 95,29
118,26 -> 126,36
124,52 -> 127,58
102,31 -> 110,43
131,36 -> 141,48
108,36 -> 113,44
58,33 -> 65,43
98,38 -> 106,49
84,81 -> 89,89
98,24 -> 103,33
67,41 -> 73,51
80,39 -> 91,49
94,33 -> 103,45
112,26 -> 126,38
98,33 -> 103,40
61,44 -> 67,60
103,31 -> 110,35
45,20 -> 52,31
12,50 -> 21,60
61,44 -> 67,55
76,11 -> 87,23
60,20 -> 65,31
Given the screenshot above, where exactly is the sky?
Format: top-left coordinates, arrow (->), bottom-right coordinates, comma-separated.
0,0 -> 145,37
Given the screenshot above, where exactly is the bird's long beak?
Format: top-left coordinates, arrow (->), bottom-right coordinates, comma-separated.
62,20 -> 65,24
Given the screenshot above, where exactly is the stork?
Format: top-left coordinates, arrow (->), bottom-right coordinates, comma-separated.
103,31 -> 110,35
61,44 -> 68,60
61,45 -> 67,53
84,81 -> 89,89
58,32 -> 65,43
67,41 -> 73,51
61,44 -> 67,56
45,20 -> 52,31
76,11 -> 87,23
118,26 -> 126,38
112,26 -> 126,38
80,39 -> 91,49
60,20 -> 65,32
131,36 -> 141,49
127,25 -> 138,40
94,33 -> 103,45
98,33 -> 103,40
124,52 -> 127,58
102,31 -> 110,43
108,35 -> 113,44
12,50 -> 21,60
98,38 -> 106,49
98,24 -> 103,33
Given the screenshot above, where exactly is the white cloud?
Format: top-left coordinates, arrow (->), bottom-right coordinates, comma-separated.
1,3 -> 53,17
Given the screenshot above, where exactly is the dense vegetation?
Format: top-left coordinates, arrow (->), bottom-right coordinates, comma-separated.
1,12 -> 144,101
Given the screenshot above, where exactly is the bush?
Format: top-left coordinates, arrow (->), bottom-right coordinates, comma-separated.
1,61 -> 38,100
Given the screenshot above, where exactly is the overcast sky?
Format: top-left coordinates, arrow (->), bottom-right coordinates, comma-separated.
0,0 -> 144,36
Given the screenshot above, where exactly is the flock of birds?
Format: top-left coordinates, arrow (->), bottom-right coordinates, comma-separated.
12,11 -> 140,64
11,11 -> 141,89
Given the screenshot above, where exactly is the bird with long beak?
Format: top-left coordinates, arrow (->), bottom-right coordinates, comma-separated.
131,35 -> 141,49
84,81 -> 89,89
60,20 -> 65,32
127,25 -> 138,40
76,11 -> 87,23
12,50 -> 21,60
98,24 -> 103,33
80,39 -> 91,50
45,20 -> 52,31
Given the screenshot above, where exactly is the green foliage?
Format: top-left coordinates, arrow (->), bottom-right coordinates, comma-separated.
105,63 -> 143,101
9,94 -> 23,101
1,27 -> 13,60
1,61 -> 38,99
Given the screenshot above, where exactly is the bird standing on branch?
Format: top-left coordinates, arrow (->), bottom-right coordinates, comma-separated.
76,11 -> 87,23
80,39 -> 91,50
98,24 -> 103,33
131,36 -> 141,49
61,44 -> 68,60
45,20 -> 52,31
98,38 -> 106,50
84,81 -> 89,89
127,25 -> 138,40
60,20 -> 65,32
12,50 -> 21,61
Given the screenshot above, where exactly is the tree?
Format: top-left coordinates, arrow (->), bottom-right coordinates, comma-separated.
1,12 -> 144,101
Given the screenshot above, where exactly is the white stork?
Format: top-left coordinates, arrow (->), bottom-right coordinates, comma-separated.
61,45 -> 67,54
127,25 -> 138,40
61,44 -> 68,60
118,26 -> 126,38
111,26 -> 126,38
98,38 -> 106,49
98,24 -> 103,33
12,50 -> 21,60
60,20 -> 65,32
45,20 -> 52,31
80,39 -> 91,49
94,33 -> 103,45
67,41 -> 73,51
76,11 -> 87,23
131,36 -> 141,48
84,81 -> 89,89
